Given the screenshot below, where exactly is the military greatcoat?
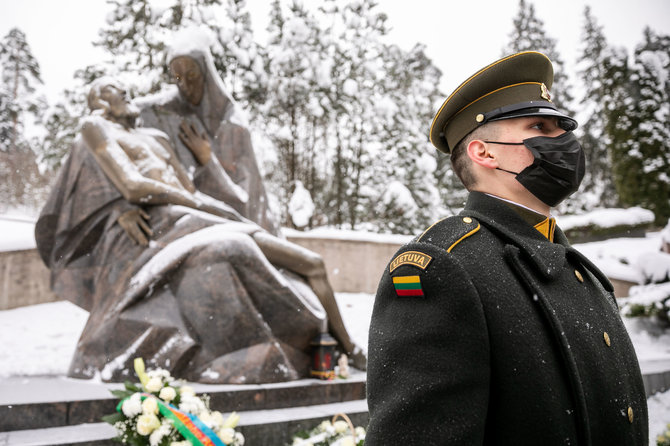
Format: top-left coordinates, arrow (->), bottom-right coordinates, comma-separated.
366,191 -> 648,445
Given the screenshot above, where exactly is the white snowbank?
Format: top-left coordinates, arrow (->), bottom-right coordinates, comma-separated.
0,214 -> 37,252
0,301 -> 88,377
283,227 -> 414,245
288,181 -> 315,228
649,389 -> 670,444
573,232 -> 662,283
558,206 -> 655,230
623,317 -> 670,367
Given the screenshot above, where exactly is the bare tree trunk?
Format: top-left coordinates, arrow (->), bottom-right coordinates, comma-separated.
349,122 -> 363,229
11,56 -> 18,154
334,122 -> 344,228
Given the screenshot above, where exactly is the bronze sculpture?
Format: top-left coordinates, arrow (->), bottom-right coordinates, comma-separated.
35,74 -> 364,384
137,46 -> 276,235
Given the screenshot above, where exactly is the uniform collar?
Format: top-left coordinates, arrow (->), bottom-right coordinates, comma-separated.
462,192 -> 613,292
463,192 -> 566,280
484,194 -> 556,242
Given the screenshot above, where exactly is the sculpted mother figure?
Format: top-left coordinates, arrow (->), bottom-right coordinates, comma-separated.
36,74 -> 364,384
137,44 -> 275,235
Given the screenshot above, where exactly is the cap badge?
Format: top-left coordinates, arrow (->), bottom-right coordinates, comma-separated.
540,83 -> 552,102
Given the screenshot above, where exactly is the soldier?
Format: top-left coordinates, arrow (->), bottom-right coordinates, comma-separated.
366,51 -> 648,444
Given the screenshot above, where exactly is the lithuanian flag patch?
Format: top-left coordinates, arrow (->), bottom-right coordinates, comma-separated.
392,275 -> 424,297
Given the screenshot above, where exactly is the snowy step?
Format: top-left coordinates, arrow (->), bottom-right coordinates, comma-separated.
0,373 -> 366,432
0,399 -> 369,446
643,368 -> 670,397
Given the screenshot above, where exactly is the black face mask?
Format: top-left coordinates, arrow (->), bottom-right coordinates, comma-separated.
486,131 -> 586,207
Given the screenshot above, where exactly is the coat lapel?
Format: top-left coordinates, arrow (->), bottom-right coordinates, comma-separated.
462,192 -> 566,281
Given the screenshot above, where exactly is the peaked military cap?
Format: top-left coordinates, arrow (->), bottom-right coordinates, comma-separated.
429,51 -> 577,154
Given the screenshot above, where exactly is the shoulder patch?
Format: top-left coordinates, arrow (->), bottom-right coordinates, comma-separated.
392,275 -> 424,297
389,250 -> 432,273
417,215 -> 481,252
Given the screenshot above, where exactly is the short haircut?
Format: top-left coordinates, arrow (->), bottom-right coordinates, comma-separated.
450,122 -> 499,189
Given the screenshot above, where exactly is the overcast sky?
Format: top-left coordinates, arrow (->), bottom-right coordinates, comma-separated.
1,0 -> 668,104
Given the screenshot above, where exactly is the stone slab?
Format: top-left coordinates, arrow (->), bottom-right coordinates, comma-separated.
0,372 -> 366,432
643,370 -> 670,397
0,400 -> 368,446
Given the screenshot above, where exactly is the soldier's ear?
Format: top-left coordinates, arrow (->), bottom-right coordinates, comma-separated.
467,139 -> 498,170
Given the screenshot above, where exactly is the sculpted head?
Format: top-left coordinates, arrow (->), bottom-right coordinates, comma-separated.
169,56 -> 205,106
87,78 -> 139,122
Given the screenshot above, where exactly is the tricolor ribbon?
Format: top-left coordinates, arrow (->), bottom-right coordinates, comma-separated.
117,393 -> 227,446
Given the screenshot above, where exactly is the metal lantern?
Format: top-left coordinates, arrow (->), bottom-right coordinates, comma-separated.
310,332 -> 337,380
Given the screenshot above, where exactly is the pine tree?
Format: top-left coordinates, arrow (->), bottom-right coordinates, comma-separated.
218,0 -> 265,103
0,27 -> 46,208
602,46 -> 632,211
570,6 -> 618,212
39,103 -> 80,171
604,30 -> 670,226
503,0 -> 574,113
259,0 -> 328,226
622,29 -> 670,224
259,0 -> 446,232
374,43 -> 445,233
0,28 -> 44,152
332,0 -> 391,229
94,0 -> 261,99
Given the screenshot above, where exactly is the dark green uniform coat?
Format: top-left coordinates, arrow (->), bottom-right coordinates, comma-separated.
366,192 -> 648,445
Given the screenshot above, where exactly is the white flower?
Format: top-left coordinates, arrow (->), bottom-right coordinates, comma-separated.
169,442 -> 191,446
338,437 -> 356,446
178,393 -> 206,415
142,397 -> 159,415
199,411 -> 214,428
222,412 -> 240,429
333,420 -> 349,434
179,385 -> 195,396
159,386 -> 177,402
121,393 -> 142,417
147,368 -> 173,381
218,427 -> 235,444
136,413 -> 161,435
317,420 -> 332,433
233,432 -> 245,445
354,426 -> 366,438
149,419 -> 173,446
210,410 -> 225,430
145,377 -> 163,393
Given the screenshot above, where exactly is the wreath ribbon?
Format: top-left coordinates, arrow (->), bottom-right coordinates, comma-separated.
116,393 -> 227,446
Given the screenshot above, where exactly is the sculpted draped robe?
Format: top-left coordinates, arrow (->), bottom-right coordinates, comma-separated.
35,120 -> 326,384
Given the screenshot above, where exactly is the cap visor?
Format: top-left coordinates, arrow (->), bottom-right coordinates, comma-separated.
489,107 -> 578,131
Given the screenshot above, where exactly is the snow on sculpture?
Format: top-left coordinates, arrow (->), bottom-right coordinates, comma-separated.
35,59 -> 364,383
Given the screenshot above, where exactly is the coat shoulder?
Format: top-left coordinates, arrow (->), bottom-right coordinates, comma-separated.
416,215 -> 483,253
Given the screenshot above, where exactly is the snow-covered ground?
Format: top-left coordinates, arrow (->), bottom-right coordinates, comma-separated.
2,211 -> 670,442
1,294 -> 669,443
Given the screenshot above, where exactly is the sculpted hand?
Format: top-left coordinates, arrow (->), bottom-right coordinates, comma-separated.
179,120 -> 211,165
117,208 -> 153,246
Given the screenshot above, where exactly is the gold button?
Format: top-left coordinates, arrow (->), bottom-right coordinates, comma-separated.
463,217 -> 473,224
603,332 -> 611,347
475,113 -> 484,123
627,406 -> 634,423
574,270 -> 584,282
